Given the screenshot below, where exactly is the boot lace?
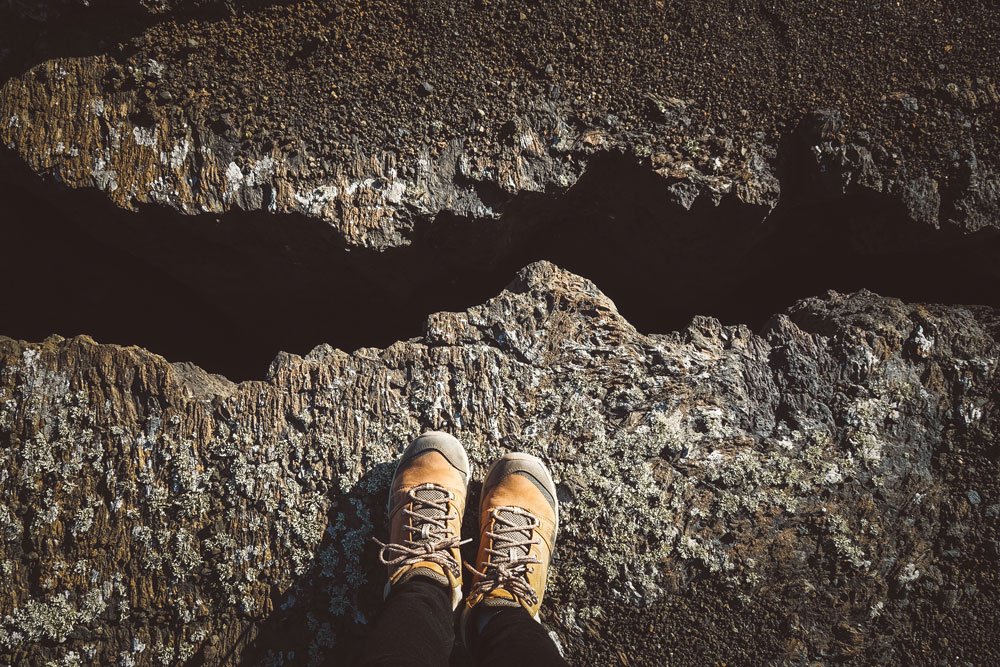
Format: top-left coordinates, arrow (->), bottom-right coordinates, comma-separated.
375,483 -> 469,577
465,506 -> 542,606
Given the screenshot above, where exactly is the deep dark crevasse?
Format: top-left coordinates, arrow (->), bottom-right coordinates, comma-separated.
2,148 -> 998,381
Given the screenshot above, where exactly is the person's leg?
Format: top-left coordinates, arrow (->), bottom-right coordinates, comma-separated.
460,452 -> 569,666
466,605 -> 568,667
356,576 -> 455,667
356,432 -> 472,666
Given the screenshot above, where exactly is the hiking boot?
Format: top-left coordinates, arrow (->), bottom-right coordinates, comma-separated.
461,452 -> 559,633
375,431 -> 471,610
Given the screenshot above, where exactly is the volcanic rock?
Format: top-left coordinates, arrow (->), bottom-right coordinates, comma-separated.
0,262 -> 997,664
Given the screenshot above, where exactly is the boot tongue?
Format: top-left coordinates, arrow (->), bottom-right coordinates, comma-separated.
412,486 -> 448,516
496,508 -> 532,561
412,486 -> 448,541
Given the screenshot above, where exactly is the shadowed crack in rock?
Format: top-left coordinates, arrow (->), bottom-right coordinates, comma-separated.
2,142 -> 999,381
2,1 -> 999,382
0,261 -> 998,665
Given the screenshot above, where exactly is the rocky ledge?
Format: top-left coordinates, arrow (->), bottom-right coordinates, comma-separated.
0,261 -> 997,665
3,1 -> 1000,389
2,1 -> 999,249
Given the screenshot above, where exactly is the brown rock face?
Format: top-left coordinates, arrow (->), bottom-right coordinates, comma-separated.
1,262 -> 997,664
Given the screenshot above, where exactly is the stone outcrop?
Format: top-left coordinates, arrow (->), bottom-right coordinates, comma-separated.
3,1 -> 999,249
0,53 -> 780,250
1,262 -> 997,665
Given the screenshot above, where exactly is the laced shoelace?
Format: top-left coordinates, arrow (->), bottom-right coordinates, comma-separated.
375,483 -> 470,577
465,506 -> 543,606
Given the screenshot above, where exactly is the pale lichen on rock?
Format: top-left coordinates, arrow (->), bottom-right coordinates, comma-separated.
0,262 -> 996,664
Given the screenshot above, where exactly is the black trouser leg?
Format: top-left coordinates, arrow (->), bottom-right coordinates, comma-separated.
356,578 -> 454,667
469,607 -> 569,667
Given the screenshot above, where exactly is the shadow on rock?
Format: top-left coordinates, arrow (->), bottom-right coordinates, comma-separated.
227,460 -> 395,666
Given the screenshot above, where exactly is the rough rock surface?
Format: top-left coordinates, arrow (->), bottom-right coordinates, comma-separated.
2,1 -> 1000,664
2,1 -> 1000,247
1,262 -> 997,665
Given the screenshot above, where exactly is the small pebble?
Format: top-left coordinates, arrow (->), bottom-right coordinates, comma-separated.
967,489 -> 981,505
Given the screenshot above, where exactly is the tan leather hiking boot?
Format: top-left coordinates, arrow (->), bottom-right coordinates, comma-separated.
462,452 -> 559,628
375,432 -> 471,610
